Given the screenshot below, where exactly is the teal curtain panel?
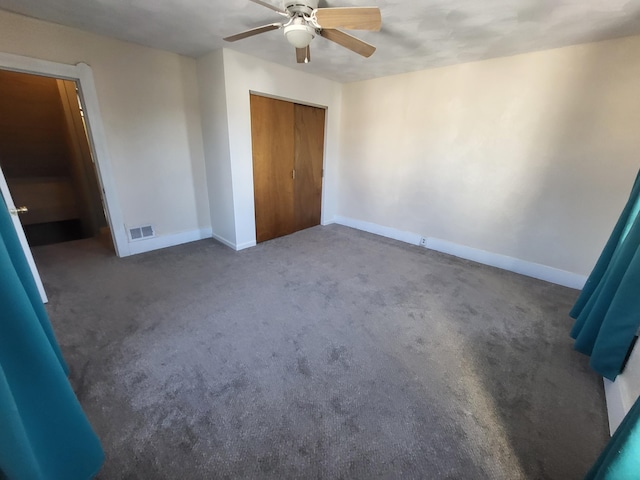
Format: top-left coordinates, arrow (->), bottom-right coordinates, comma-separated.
0,193 -> 104,479
570,170 -> 640,381
584,395 -> 640,480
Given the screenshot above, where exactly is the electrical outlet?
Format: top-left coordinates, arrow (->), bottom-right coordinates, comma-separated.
419,237 -> 428,247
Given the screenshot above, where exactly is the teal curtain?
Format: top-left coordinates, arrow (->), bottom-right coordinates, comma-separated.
570,170 -> 640,381
0,193 -> 104,479
584,395 -> 640,479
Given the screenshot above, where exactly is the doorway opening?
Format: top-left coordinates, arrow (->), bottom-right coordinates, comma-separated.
0,69 -> 113,250
0,54 -> 126,302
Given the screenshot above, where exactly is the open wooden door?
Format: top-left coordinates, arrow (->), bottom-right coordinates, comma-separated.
250,94 -> 325,243
0,164 -> 48,302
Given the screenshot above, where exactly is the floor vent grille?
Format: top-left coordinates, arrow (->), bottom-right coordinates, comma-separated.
128,225 -> 155,241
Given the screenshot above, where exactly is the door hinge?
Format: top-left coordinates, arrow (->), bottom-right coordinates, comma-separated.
292,169 -> 296,180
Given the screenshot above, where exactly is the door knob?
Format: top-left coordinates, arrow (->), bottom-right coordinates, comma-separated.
9,206 -> 28,215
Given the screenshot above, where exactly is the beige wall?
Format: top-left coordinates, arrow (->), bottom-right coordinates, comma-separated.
339,35 -> 640,276
0,10 -> 210,246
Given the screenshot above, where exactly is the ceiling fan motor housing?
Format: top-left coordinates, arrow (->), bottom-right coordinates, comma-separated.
284,0 -> 319,16
284,18 -> 315,48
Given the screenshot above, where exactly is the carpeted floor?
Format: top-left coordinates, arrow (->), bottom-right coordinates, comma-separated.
34,224 -> 608,479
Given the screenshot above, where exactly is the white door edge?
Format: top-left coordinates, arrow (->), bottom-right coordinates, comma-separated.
0,166 -> 48,303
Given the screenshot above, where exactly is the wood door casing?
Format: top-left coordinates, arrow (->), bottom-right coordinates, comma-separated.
294,103 -> 325,231
57,79 -> 108,238
250,94 -> 295,243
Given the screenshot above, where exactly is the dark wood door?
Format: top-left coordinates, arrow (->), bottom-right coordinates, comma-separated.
251,94 -> 295,243
250,94 -> 325,243
294,103 -> 325,231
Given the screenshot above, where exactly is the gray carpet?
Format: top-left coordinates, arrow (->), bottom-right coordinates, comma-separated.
33,224 -> 608,479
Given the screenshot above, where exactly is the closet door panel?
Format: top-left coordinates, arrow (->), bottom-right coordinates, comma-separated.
250,94 -> 295,243
294,104 -> 325,231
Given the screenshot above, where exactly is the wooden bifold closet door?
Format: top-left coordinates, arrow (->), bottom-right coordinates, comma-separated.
250,94 -> 325,243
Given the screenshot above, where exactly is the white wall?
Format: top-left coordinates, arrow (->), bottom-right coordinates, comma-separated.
220,48 -> 342,249
0,10 -> 210,255
197,50 -> 236,248
606,338 -> 640,433
620,341 -> 640,414
338,35 -> 640,278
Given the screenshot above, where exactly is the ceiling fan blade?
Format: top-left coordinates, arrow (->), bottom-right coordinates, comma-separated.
223,23 -> 282,42
296,46 -> 311,64
249,0 -> 287,15
315,7 -> 382,31
320,29 -> 376,57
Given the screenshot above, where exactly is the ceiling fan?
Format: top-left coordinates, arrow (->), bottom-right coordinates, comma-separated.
223,0 -> 382,64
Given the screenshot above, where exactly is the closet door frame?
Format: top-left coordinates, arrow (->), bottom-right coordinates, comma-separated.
249,92 -> 327,243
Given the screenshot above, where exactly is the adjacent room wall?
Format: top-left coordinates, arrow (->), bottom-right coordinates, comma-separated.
220,48 -> 342,250
338,35 -> 640,278
0,10 -> 210,254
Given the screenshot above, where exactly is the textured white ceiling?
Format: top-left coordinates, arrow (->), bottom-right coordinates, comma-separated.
2,0 -> 640,82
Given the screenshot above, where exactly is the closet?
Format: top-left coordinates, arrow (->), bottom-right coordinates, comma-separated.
250,94 -> 325,243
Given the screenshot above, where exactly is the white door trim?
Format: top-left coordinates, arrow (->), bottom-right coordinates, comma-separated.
0,51 -> 129,257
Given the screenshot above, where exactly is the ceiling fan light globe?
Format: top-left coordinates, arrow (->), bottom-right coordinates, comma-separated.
284,24 -> 314,48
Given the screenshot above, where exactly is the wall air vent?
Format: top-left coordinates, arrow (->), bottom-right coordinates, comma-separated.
128,224 -> 155,242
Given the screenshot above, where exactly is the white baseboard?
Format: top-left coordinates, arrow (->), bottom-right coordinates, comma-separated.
425,237 -> 587,289
333,216 -> 587,290
211,232 -> 256,251
127,227 -> 212,255
334,216 -> 422,246
211,232 -> 236,250
235,240 -> 256,251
